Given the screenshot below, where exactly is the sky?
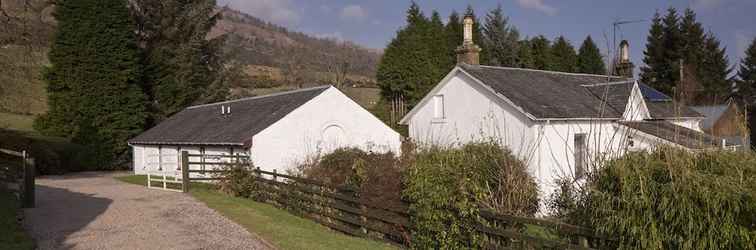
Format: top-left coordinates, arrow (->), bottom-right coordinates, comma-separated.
216,0 -> 756,71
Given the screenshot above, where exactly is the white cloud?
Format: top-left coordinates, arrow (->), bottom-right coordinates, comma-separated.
340,5 -> 368,21
692,0 -> 725,11
217,0 -> 300,26
516,0 -> 557,16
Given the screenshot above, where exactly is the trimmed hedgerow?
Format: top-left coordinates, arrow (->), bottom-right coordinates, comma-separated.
403,142 -> 538,249
560,147 -> 756,249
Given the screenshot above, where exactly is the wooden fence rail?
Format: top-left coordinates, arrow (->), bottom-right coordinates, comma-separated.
179,152 -> 609,249
0,148 -> 35,208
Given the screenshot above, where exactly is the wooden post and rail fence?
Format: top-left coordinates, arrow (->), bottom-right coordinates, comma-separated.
178,151 -> 611,249
0,148 -> 36,208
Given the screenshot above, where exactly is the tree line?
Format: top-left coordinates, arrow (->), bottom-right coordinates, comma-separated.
377,3 -> 607,107
34,0 -> 227,166
377,3 -> 754,111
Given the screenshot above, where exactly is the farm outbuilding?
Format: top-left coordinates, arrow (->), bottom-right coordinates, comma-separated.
128,85 -> 401,174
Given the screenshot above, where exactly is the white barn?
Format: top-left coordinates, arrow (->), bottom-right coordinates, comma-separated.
128,85 -> 401,174
401,15 -> 720,200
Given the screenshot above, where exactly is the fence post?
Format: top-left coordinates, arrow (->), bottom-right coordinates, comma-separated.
22,152 -> 35,208
360,203 -> 368,235
181,151 -> 189,193
579,236 -> 589,248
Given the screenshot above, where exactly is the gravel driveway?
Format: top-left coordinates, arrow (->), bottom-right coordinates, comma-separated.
23,172 -> 273,250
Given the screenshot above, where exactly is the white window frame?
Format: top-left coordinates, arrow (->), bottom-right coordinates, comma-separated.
433,95 -> 445,120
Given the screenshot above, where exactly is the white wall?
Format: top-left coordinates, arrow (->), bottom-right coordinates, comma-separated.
671,118 -> 702,131
249,86 -> 402,173
407,72 -> 538,163
132,145 -> 245,176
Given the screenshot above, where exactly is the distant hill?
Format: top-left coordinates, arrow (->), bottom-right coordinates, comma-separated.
0,3 -> 382,119
213,7 -> 381,89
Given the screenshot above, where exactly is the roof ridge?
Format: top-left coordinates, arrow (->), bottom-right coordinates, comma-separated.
471,64 -> 628,80
187,85 -> 331,109
580,80 -> 635,87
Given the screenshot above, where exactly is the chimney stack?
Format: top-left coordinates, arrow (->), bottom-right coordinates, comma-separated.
455,14 -> 481,65
614,40 -> 634,78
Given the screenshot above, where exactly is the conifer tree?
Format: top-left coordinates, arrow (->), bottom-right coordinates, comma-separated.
377,2 -> 438,106
697,34 -> 732,102
530,35 -> 552,70
132,0 -> 227,122
35,0 -> 147,164
482,5 -> 520,67
551,36 -> 578,73
641,10 -> 677,95
738,38 -> 756,103
517,39 -> 535,69
576,36 -> 606,74
445,10 -> 463,68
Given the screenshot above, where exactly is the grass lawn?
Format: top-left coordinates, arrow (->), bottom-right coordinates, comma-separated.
0,112 -> 36,132
0,189 -> 35,250
116,175 -> 398,250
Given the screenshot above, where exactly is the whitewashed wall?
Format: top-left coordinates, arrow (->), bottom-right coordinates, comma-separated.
132,145 -> 245,176
406,72 -> 538,162
249,86 -> 402,173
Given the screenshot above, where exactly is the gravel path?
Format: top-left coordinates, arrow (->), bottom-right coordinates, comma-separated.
23,172 -> 273,250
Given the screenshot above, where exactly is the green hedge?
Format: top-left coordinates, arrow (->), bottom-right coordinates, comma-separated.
403,142 -> 538,249
573,147 -> 756,249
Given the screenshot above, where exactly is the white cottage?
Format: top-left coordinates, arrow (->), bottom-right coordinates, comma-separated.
129,85 -> 401,174
401,15 -> 720,199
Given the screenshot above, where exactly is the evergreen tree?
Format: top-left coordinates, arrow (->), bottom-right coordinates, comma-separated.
530,35 -> 552,70
517,39 -> 535,69
429,11 -> 452,76
550,36 -> 578,73
445,10 -> 463,68
738,38 -> 756,103
132,0 -> 227,123
697,33 -> 732,103
641,10 -> 677,95
680,8 -> 705,69
35,0 -> 147,164
576,36 -> 606,74
377,2 -> 438,106
482,5 -> 520,67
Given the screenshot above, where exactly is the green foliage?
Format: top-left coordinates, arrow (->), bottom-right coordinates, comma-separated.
217,163 -> 258,198
133,0 -> 228,121
0,188 -> 34,250
565,147 -> 756,249
35,0 -> 147,166
403,142 -> 538,249
550,36 -> 578,73
530,35 -> 552,70
517,39 -> 535,69
641,8 -> 731,101
377,2 -> 448,107
482,5 -> 520,67
577,36 -> 606,75
738,38 -> 756,102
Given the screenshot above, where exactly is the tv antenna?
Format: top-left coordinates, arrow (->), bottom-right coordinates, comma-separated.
611,19 -> 646,61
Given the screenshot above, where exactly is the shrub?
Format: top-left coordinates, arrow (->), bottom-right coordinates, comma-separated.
403,141 -> 538,249
217,163 -> 257,198
567,147 -> 756,249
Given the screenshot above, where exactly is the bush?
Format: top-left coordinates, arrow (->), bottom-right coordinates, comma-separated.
564,147 -> 756,249
403,141 -> 538,249
0,129 -> 93,174
217,162 -> 257,198
298,147 -> 405,210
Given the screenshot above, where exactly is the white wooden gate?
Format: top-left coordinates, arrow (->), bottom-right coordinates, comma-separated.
146,170 -> 183,192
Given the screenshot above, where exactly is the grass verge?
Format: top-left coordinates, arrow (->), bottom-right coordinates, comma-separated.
115,175 -> 397,250
0,189 -> 35,250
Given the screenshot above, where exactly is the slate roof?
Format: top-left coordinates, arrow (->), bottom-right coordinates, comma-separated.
460,64 -> 628,119
459,64 -> 702,120
129,86 -> 330,146
620,121 -> 721,149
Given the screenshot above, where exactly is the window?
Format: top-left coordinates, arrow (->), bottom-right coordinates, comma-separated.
574,133 -> 586,178
433,95 -> 445,119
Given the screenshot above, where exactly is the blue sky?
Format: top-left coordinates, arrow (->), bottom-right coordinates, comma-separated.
218,0 -> 755,70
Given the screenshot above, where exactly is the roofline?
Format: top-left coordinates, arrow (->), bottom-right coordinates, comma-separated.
580,80 -> 635,87
475,64 -> 629,80
186,85 -> 331,109
616,122 -> 717,150
128,141 -> 245,146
